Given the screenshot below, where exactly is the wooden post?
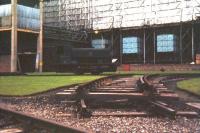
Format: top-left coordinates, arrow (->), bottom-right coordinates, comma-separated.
38,0 -> 43,72
11,0 -> 18,72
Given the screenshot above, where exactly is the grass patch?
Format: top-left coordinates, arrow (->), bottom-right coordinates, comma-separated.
177,78 -> 200,95
0,75 -> 103,96
1,71 -> 200,96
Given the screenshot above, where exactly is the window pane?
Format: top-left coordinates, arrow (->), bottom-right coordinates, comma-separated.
123,37 -> 139,54
157,34 -> 175,52
92,39 -> 108,49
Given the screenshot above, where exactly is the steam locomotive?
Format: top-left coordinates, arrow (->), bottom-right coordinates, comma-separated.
55,41 -> 118,75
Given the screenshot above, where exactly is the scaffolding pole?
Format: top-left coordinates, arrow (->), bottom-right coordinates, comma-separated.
11,0 -> 18,72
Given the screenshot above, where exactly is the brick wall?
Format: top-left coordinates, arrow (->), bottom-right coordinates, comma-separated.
0,55 -> 11,72
118,64 -> 200,71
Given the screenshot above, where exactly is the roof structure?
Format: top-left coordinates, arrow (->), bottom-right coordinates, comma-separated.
44,0 -> 200,30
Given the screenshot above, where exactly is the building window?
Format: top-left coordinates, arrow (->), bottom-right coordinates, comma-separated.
92,39 -> 109,49
157,34 -> 175,53
123,37 -> 140,54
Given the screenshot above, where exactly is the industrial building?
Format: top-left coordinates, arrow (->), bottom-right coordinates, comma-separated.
0,0 -> 200,72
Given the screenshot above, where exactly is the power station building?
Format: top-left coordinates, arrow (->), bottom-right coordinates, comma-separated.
0,0 -> 200,72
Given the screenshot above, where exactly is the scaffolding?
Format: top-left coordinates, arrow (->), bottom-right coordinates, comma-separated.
44,0 -> 200,31
44,0 -> 90,31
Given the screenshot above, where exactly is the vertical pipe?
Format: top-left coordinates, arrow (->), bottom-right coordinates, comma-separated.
120,30 -> 123,65
111,30 -> 114,56
87,0 -> 90,29
91,0 -> 93,29
11,0 -> 18,72
39,0 -> 44,72
58,0 -> 61,23
143,29 -> 146,64
192,23 -> 194,62
180,23 -> 183,64
153,29 -> 156,64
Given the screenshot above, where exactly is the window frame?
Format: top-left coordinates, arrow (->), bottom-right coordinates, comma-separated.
122,36 -> 141,54
156,34 -> 176,53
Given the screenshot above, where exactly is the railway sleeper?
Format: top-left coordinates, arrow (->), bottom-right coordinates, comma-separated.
90,89 -> 138,93
186,102 -> 200,111
150,101 -> 176,119
176,111 -> 199,118
100,85 -> 135,88
0,128 -> 24,133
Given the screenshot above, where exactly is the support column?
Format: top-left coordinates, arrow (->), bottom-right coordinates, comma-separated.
37,0 -> 44,72
192,23 -> 194,62
11,0 -> 18,72
153,29 -> 156,64
180,23 -> 183,64
111,29 -> 114,56
119,30 -> 123,65
143,29 -> 146,64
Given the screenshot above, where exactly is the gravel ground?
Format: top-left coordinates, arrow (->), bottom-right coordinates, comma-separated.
0,98 -> 200,133
0,76 -> 200,132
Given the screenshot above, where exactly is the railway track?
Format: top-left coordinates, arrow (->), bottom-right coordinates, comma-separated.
0,104 -> 88,133
56,74 -> 200,118
1,74 -> 200,132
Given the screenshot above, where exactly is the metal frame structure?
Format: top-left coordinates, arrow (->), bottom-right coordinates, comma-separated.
44,0 -> 200,31
0,0 -> 43,72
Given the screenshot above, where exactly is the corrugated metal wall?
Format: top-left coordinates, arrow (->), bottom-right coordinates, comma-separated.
0,4 -> 40,30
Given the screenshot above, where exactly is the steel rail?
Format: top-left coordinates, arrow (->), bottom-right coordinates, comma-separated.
0,104 -> 90,133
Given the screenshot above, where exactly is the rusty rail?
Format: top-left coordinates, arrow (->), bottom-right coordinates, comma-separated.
73,74 -> 199,118
140,75 -> 200,118
0,104 -> 89,133
75,75 -> 118,117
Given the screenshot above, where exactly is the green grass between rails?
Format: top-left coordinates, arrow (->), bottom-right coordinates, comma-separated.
177,78 -> 200,96
1,71 -> 200,96
0,75 -> 103,96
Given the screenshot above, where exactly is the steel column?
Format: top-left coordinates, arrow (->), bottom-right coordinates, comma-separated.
111,29 -> 114,55
180,23 -> 183,64
192,23 -> 194,62
153,29 -> 156,64
120,30 -> 123,65
143,29 -> 146,64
